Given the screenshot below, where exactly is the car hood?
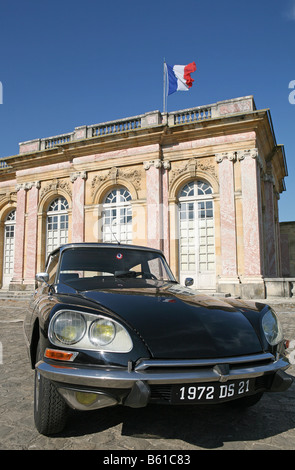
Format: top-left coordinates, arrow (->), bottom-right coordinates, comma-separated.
80,283 -> 263,359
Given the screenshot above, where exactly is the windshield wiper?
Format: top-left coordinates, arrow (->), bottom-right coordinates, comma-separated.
114,270 -> 136,278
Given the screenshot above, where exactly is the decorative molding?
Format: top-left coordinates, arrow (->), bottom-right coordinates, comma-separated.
237,148 -> 264,169
162,161 -> 171,170
91,167 -> 142,198
16,181 -> 40,191
40,179 -> 72,200
236,148 -> 258,161
70,171 -> 87,183
154,159 -> 162,169
215,151 -> 236,163
120,168 -> 142,190
143,160 -> 171,170
143,161 -> 153,170
170,157 -> 217,187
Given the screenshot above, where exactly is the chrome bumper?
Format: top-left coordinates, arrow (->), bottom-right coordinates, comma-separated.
36,352 -> 292,389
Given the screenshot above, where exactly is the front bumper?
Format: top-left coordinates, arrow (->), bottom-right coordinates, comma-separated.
36,352 -> 293,410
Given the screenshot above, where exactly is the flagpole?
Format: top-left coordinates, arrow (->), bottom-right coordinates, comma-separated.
163,58 -> 167,113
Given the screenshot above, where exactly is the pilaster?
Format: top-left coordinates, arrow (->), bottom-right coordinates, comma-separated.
71,171 -> 87,243
237,148 -> 265,297
24,182 -> 40,284
10,185 -> 27,289
143,159 -> 170,255
216,152 -> 239,294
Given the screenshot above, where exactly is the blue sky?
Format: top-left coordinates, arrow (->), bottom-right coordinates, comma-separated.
0,0 -> 294,221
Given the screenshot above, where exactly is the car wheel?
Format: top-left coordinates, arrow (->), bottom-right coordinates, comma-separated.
34,342 -> 68,435
229,392 -> 264,408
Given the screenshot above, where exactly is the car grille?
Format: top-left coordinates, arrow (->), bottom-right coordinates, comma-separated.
134,353 -> 276,404
135,353 -> 275,372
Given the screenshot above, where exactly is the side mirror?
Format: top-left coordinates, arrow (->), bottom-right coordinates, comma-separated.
36,272 -> 49,284
185,277 -> 194,287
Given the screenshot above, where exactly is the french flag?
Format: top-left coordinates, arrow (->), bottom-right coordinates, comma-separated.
166,62 -> 197,95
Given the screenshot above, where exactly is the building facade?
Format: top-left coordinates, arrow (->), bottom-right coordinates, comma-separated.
0,96 -> 289,298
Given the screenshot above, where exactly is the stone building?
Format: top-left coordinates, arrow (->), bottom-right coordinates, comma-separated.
0,96 -> 289,298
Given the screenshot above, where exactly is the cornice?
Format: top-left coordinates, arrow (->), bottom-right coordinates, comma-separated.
0,109 -> 278,177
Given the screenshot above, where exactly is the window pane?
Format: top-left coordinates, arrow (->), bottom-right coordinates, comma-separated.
178,181 -> 215,275
103,188 -> 132,244
3,210 -> 16,276
46,197 -> 69,254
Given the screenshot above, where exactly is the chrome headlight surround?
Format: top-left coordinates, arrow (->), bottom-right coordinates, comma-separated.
262,309 -> 284,346
48,309 -> 133,352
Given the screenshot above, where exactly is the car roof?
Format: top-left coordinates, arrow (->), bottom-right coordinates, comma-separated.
48,242 -> 164,259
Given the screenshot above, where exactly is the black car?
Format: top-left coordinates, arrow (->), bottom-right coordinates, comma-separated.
24,243 -> 293,435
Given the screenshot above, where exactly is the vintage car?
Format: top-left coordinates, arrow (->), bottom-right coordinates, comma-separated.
24,243 -> 293,435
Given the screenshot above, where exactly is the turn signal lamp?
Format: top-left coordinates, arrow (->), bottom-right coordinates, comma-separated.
45,348 -> 78,362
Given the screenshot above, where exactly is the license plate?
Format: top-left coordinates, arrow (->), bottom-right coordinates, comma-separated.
171,379 -> 255,404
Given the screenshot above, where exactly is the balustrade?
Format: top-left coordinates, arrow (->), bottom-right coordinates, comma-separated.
42,132 -> 74,149
14,96 -> 255,158
172,106 -> 212,125
90,116 -> 141,137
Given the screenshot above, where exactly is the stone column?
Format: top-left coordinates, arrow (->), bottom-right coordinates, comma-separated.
238,148 -> 265,297
162,161 -> 171,262
10,185 -> 27,289
144,160 -> 163,251
24,182 -> 40,285
216,152 -> 240,294
71,171 -> 87,243
143,159 -> 170,256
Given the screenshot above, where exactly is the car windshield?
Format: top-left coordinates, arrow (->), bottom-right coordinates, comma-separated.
57,247 -> 176,290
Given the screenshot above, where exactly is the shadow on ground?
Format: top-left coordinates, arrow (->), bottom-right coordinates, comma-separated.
57,383 -> 295,449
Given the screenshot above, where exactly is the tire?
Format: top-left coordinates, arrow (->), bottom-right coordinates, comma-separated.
34,342 -> 68,435
229,392 -> 264,408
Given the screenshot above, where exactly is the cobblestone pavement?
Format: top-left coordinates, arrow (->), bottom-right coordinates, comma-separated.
0,298 -> 294,451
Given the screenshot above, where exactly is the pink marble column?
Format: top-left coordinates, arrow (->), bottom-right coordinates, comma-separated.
216,152 -> 238,278
71,171 -> 86,243
162,161 -> 170,262
239,149 -> 263,277
264,174 -> 277,276
11,185 -> 26,287
25,182 -> 40,283
144,160 -> 163,251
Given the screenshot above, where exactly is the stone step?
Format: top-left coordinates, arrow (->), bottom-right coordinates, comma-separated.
0,290 -> 33,300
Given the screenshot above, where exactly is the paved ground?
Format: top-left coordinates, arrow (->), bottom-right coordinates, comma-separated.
0,297 -> 294,451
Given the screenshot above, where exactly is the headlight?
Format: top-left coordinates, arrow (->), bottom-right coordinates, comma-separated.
49,310 -> 133,352
53,311 -> 86,345
89,319 -> 116,346
262,309 -> 283,346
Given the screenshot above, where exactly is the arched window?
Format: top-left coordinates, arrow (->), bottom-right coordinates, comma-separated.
102,187 -> 132,244
46,197 -> 69,255
3,210 -> 16,286
178,180 -> 215,288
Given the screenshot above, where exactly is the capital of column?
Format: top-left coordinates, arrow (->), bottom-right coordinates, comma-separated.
236,148 -> 258,161
70,170 -> 87,183
143,160 -> 170,170
16,181 -> 40,191
237,148 -> 264,169
215,151 -> 236,163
